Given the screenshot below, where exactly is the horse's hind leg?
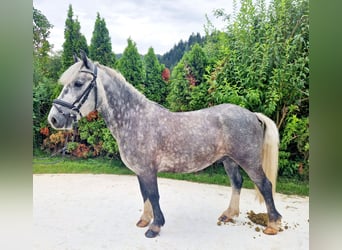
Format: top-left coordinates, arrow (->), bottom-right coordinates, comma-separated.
244,164 -> 282,235
218,157 -> 243,223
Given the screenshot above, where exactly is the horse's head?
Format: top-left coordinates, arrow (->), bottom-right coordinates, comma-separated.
48,51 -> 98,130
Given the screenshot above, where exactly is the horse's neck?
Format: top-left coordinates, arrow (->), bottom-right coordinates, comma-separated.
98,71 -> 154,138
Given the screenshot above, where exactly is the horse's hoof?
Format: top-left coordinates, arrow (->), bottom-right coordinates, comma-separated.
136,219 -> 150,228
218,215 -> 235,224
263,226 -> 278,235
263,219 -> 281,235
145,229 -> 159,238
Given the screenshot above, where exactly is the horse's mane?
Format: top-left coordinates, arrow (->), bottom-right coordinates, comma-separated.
96,63 -> 147,101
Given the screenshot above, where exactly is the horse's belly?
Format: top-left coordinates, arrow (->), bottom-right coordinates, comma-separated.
158,160 -> 209,173
157,150 -> 223,173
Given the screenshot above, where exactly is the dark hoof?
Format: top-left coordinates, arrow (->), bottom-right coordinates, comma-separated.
218,215 -> 235,223
145,229 -> 159,238
218,215 -> 228,221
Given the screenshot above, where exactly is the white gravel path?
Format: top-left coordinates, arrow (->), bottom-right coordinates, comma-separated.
33,174 -> 309,250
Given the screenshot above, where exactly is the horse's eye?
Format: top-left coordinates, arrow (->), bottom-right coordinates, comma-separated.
74,81 -> 83,87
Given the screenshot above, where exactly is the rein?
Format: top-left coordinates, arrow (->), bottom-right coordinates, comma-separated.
53,65 -> 98,125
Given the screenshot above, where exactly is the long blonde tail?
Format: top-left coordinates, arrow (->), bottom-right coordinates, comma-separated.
254,113 -> 279,203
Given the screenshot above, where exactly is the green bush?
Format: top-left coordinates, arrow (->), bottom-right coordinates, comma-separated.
33,76 -> 62,147
77,111 -> 119,158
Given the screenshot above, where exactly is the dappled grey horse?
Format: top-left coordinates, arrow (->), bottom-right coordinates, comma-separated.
48,52 -> 282,238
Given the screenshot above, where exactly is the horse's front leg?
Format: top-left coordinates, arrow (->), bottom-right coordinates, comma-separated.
137,173 -> 165,238
136,177 -> 153,228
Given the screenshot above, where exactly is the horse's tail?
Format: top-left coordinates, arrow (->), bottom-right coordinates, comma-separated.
254,113 -> 279,203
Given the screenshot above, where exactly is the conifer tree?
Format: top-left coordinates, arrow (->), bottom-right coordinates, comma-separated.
61,4 -> 88,71
89,13 -> 115,67
116,38 -> 144,91
166,59 -> 191,111
144,47 -> 167,104
185,43 -> 208,86
73,18 -> 88,55
167,44 -> 208,111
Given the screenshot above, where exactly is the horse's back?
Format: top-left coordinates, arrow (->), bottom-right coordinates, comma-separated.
175,103 -> 262,138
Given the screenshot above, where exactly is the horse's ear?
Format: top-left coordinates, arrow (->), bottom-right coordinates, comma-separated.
73,53 -> 81,63
80,50 -> 91,69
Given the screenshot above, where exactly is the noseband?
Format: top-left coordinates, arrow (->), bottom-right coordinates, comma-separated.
53,65 -> 98,123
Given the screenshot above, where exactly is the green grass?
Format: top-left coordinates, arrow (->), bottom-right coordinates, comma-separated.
33,156 -> 133,175
33,155 -> 308,196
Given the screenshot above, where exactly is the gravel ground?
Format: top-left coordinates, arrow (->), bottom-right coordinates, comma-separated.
33,174 -> 309,250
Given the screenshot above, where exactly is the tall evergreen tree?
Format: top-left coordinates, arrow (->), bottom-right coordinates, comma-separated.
73,17 -> 88,55
116,38 -> 144,91
144,47 -> 167,104
61,4 -> 88,71
167,44 -> 208,111
89,13 -> 115,67
185,43 -> 208,86
166,60 -> 191,111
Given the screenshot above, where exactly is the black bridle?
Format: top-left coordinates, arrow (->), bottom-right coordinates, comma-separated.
53,65 -> 98,124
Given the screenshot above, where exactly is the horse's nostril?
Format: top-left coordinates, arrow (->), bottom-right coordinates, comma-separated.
51,117 -> 58,126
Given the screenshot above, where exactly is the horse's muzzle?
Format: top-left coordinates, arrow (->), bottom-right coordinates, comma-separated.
48,108 -> 75,130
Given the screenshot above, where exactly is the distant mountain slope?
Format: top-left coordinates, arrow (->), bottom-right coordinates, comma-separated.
159,32 -> 205,69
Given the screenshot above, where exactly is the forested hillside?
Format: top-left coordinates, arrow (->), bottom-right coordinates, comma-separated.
33,0 -> 309,181
159,32 -> 205,69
